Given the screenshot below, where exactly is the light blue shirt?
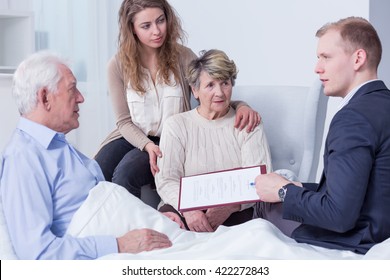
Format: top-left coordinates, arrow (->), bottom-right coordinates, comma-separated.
0,117 -> 117,259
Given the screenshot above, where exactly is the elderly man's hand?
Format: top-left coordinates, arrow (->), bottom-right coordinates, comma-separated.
117,229 -> 172,253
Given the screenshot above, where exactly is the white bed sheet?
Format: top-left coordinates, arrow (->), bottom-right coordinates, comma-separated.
66,182 -> 390,260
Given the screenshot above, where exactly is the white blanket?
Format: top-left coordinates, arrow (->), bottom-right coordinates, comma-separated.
66,182 -> 390,260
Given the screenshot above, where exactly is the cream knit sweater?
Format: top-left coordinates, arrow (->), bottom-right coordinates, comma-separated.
155,107 -> 272,211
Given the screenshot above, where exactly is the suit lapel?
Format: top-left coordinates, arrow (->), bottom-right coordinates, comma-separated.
349,80 -> 389,103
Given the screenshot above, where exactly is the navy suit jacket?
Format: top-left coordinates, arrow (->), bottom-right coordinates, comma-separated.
283,80 -> 390,254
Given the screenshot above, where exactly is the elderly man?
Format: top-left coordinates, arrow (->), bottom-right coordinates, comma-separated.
0,51 -> 172,259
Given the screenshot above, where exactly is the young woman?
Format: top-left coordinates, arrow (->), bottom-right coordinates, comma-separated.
95,0 -> 260,200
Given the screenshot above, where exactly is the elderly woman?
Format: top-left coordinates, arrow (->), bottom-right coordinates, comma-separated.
155,49 -> 272,232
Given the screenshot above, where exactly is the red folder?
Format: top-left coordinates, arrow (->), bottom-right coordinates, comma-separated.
178,165 -> 266,212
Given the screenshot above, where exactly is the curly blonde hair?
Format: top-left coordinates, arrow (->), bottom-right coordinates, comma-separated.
118,0 -> 185,94
187,49 -> 238,90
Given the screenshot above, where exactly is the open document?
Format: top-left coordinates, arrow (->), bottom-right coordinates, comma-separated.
178,165 -> 266,212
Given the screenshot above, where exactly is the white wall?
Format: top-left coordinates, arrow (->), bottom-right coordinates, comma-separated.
2,0 -> 390,173
370,0 -> 390,87
0,75 -> 19,151
169,0 -> 369,87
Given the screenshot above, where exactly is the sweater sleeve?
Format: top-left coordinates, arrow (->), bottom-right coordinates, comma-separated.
107,55 -> 152,150
240,122 -> 272,172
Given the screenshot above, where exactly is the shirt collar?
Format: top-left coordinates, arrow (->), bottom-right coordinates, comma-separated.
17,117 -> 65,149
338,79 -> 378,111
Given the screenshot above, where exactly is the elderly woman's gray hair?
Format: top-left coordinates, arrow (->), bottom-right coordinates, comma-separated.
12,51 -> 68,115
187,49 -> 238,90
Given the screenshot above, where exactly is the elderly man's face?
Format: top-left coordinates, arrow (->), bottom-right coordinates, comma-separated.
46,64 -> 84,134
192,71 -> 232,120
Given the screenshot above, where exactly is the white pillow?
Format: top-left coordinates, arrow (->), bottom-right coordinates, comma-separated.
67,181 -> 185,241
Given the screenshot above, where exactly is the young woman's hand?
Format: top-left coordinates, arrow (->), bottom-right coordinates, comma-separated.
235,105 -> 261,132
144,142 -> 162,176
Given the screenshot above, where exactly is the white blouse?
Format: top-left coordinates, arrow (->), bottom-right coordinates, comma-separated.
126,71 -> 184,137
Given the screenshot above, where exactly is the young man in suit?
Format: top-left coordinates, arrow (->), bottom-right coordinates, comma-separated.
254,16 -> 390,254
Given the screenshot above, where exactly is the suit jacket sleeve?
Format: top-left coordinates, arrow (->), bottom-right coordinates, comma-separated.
282,107 -> 376,232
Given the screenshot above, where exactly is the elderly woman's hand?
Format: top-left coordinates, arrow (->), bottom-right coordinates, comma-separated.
205,205 -> 240,231
235,105 -> 261,132
183,210 -> 214,232
162,212 -> 185,229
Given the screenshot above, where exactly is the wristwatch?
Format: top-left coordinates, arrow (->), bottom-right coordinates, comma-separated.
278,184 -> 289,202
